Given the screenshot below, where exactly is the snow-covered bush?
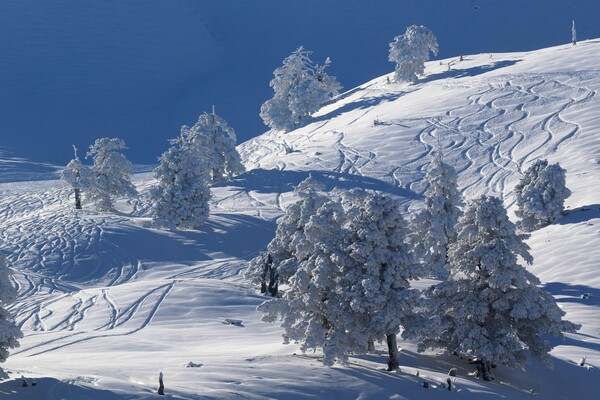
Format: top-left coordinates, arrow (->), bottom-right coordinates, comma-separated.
150,134 -> 211,230
86,138 -> 137,211
260,46 -> 341,131
258,190 -> 421,369
389,25 -> 439,84
61,145 -> 92,210
408,196 -> 580,380
514,159 -> 571,231
181,109 -> 245,183
410,156 -> 462,277
0,254 -> 23,367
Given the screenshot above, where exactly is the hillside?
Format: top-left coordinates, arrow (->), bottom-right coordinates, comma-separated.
1,40 -> 600,399
1,1 -> 599,168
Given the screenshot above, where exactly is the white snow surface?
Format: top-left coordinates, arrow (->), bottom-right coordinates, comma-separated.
1,40 -> 600,399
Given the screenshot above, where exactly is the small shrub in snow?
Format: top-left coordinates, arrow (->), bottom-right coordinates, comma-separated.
61,145 -> 92,209
408,196 -> 580,380
389,25 -> 439,84
86,138 -> 137,211
260,46 -> 341,131
181,109 -> 245,183
514,159 -> 571,231
0,254 -> 23,366
150,134 -> 211,230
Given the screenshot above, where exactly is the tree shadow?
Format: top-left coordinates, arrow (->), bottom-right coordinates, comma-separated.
0,377 -> 128,399
224,168 -> 420,201
560,204 -> 600,225
419,59 -> 521,84
543,282 -> 600,306
314,91 -> 410,124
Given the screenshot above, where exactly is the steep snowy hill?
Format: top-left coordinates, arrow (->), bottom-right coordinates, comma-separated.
1,40 -> 600,399
1,0 -> 599,169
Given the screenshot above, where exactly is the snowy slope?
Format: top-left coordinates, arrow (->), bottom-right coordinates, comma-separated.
1,40 -> 600,399
1,0 -> 599,168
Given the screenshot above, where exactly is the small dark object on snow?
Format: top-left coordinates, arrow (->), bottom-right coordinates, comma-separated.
448,367 -> 457,376
416,370 -> 419,377
447,378 -> 452,391
31,380 -> 37,386
186,362 -> 203,368
158,372 -> 165,396
582,293 -> 591,299
224,318 -> 244,327
579,356 -> 586,366
423,381 -> 429,388
21,376 -> 28,387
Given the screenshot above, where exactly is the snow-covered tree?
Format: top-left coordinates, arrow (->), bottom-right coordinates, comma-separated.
260,46 -> 341,131
410,155 -> 462,278
150,133 -> 212,230
514,159 -> 571,231
181,108 -> 245,183
389,25 -> 439,84
0,254 -> 23,368
61,145 -> 92,209
86,138 -> 137,211
409,196 -> 580,380
246,175 -> 328,294
259,191 -> 421,369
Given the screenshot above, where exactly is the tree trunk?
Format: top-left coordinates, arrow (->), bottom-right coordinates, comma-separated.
476,360 -> 493,381
74,188 -> 82,210
158,372 -> 165,395
386,333 -> 400,371
367,338 -> 376,353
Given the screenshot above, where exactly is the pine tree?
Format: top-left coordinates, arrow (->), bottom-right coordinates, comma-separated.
246,175 -> 328,294
181,108 -> 245,183
0,254 -> 23,368
150,133 -> 211,230
86,138 -> 137,211
389,25 -> 439,84
410,155 -> 462,278
411,196 -> 580,380
258,191 -> 421,369
260,46 -> 341,131
514,159 -> 571,231
61,145 -> 92,209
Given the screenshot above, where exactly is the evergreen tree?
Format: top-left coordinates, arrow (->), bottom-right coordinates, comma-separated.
61,145 -> 92,210
0,254 -> 23,367
181,108 -> 245,183
260,46 -> 341,131
514,159 -> 571,231
86,138 -> 137,211
411,196 -> 580,380
150,133 -> 211,230
410,155 -> 462,278
259,191 -> 421,369
389,25 -> 439,84
246,175 -> 328,294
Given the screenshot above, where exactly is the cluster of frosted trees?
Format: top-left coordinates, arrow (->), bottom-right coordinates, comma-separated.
248,157 -> 576,379
61,109 -> 244,231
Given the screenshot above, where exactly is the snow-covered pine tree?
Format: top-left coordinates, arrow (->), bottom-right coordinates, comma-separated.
0,254 -> 23,369
181,108 -> 245,183
389,25 -> 439,84
61,145 -> 92,209
260,46 -> 341,131
259,191 -> 421,369
86,138 -> 137,211
150,133 -> 212,230
411,196 -> 580,380
514,159 -> 571,231
246,175 -> 328,295
410,155 -> 462,278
